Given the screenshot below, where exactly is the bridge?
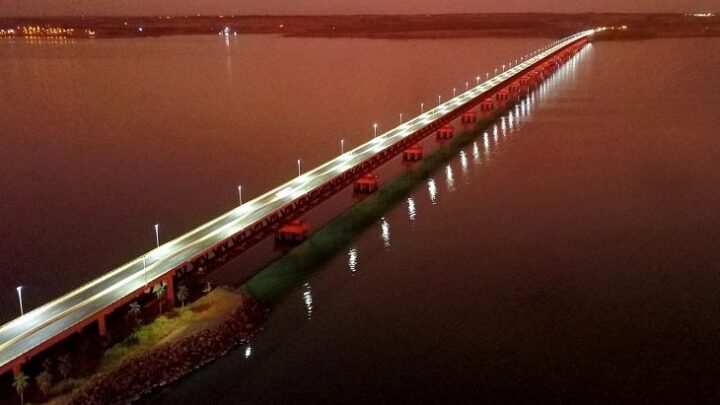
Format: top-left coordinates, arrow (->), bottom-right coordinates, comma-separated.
0,28 -> 600,377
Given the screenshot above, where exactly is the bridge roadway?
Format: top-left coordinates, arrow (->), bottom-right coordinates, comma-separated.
0,29 -> 598,375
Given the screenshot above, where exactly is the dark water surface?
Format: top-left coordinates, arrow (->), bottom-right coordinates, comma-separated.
3,35 -> 720,403
148,38 -> 720,404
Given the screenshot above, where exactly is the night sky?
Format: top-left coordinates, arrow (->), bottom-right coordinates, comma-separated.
1,0 -> 717,17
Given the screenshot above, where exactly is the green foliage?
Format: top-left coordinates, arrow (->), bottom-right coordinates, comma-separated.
36,370 -> 53,396
57,354 -> 72,380
177,285 -> 190,307
13,371 -> 30,404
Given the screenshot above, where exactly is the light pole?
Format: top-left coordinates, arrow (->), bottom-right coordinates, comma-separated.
238,185 -> 243,206
494,68 -> 498,75
502,64 -> 506,71
466,82 -> 469,91
486,72 -> 489,79
297,159 -> 301,176
16,286 -> 23,316
154,224 -> 160,248
340,138 -> 345,155
438,95 -> 441,105
476,76 -> 480,85
453,88 -> 456,97
420,102 -> 424,113
399,113 -> 403,124
373,123 -> 378,138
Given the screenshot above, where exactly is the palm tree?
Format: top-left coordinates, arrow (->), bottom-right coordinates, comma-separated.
57,355 -> 71,381
176,285 -> 189,308
128,301 -> 141,318
155,283 -> 167,314
12,371 -> 30,405
36,370 -> 52,397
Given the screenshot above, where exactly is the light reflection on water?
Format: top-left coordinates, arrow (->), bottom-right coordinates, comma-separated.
347,248 -> 359,274
380,217 -> 391,248
302,282 -> 313,320
407,198 -> 417,222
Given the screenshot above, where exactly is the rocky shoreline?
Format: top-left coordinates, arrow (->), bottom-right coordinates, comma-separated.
65,295 -> 268,405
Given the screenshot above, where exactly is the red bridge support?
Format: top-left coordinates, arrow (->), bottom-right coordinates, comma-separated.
354,173 -> 379,194
436,124 -> 454,140
277,219 -> 310,242
403,144 -> 423,161
461,110 -> 478,124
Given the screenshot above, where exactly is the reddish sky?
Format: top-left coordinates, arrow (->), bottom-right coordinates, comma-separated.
0,0 -> 717,16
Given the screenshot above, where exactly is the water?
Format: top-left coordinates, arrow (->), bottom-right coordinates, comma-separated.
148,38 -> 719,403
3,35 -> 720,402
0,35 -> 546,322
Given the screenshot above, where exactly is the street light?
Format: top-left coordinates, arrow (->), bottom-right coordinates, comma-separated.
466,82 -> 469,91
453,88 -> 456,97
340,138 -> 345,154
476,76 -> 480,85
486,72 -> 489,79
399,113 -> 403,124
16,286 -> 23,316
420,102 -> 424,113
238,185 -> 243,206
438,95 -> 442,105
297,159 -> 301,176
154,224 -> 160,248
373,123 -> 378,138
495,68 -> 498,75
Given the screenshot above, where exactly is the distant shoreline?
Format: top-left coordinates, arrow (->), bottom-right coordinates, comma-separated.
1,13 -> 718,40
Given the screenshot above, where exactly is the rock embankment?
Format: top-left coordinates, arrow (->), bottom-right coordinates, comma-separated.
67,295 -> 267,405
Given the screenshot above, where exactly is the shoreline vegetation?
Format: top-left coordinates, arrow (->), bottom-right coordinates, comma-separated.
28,289 -> 267,405
1,13 -> 718,40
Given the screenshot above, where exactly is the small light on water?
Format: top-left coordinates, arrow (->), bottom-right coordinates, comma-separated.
245,346 -> 252,358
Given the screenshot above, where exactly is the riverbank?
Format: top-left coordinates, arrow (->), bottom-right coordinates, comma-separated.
1,13 -> 718,39
31,289 -> 266,405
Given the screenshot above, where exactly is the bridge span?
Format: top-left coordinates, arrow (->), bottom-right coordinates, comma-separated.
0,28 -> 600,377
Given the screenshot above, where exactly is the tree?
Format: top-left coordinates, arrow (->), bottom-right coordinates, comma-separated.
128,301 -> 141,318
36,370 -> 53,397
57,355 -> 72,381
42,358 -> 52,373
12,372 -> 30,405
176,285 -> 189,308
155,283 -> 167,314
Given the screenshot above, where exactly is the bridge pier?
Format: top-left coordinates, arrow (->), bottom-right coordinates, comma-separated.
98,312 -> 107,336
480,98 -> 495,112
436,124 -> 454,140
354,173 -> 379,194
496,90 -> 509,103
403,144 -> 423,161
277,219 -> 310,243
461,110 -> 478,124
164,275 -> 175,307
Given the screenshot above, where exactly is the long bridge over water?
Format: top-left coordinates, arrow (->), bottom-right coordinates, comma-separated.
0,28 -> 600,377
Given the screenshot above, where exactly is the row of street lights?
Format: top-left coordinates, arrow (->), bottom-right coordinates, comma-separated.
10,39 -> 566,319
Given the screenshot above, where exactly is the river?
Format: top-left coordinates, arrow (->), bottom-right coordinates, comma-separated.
3,35 -> 720,402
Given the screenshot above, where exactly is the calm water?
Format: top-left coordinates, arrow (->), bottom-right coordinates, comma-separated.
3,35 -> 720,403
150,38 -> 719,403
